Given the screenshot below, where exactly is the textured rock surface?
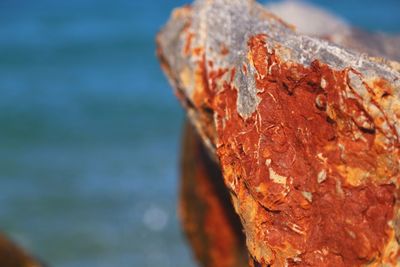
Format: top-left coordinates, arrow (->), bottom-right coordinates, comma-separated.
157,0 -> 400,266
266,0 -> 400,62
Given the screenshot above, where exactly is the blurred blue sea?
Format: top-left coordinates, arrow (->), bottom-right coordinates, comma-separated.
0,0 -> 398,266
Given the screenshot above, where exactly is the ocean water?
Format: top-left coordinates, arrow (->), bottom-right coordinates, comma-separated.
0,0 -> 398,266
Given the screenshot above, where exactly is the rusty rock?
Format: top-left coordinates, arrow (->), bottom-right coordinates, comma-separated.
180,120 -> 248,267
157,0 -> 400,266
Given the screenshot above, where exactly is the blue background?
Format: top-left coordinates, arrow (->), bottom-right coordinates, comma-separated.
0,0 -> 399,266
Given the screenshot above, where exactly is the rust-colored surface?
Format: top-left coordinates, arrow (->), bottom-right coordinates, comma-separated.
180,120 -> 248,267
213,34 -> 398,266
157,1 -> 400,266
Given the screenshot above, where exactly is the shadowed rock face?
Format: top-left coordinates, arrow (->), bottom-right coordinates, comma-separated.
0,234 -> 44,267
180,121 -> 248,267
157,0 -> 400,266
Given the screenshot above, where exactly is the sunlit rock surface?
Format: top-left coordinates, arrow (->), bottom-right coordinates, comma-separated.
267,0 -> 400,62
157,0 -> 400,266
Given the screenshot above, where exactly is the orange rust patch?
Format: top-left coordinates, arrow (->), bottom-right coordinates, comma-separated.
221,44 -> 230,56
192,54 -> 212,108
372,78 -> 394,98
248,33 -> 269,78
181,19 -> 194,56
184,32 -> 194,56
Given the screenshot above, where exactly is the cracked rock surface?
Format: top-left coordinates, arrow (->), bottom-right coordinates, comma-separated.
157,0 -> 400,266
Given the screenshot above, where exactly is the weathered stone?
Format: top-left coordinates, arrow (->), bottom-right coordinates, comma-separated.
157,0 -> 400,266
266,0 -> 400,62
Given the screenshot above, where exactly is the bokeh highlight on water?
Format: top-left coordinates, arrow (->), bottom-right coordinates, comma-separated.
0,0 -> 398,266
